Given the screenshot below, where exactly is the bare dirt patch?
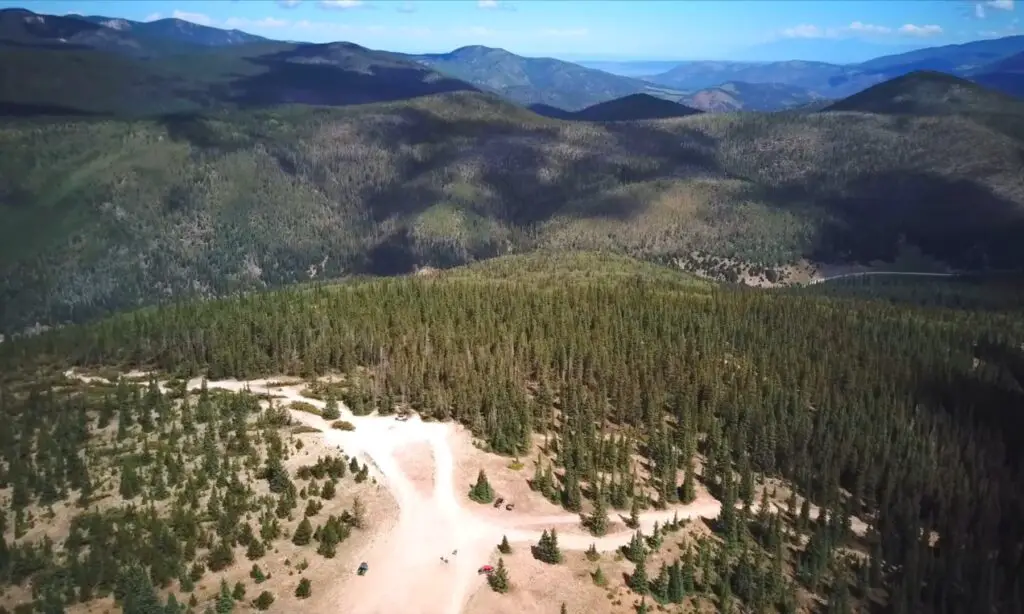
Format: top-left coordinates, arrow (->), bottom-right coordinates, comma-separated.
394,441 -> 436,498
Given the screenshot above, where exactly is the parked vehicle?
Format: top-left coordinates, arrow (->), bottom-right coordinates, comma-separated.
493,497 -> 504,508
478,565 -> 494,575
357,562 -> 369,576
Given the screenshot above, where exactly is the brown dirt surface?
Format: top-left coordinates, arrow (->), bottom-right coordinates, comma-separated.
393,441 -> 436,498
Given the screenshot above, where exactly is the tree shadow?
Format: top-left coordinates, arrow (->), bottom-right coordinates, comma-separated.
0,102 -> 100,117
758,170 -> 1024,270
225,53 -> 478,108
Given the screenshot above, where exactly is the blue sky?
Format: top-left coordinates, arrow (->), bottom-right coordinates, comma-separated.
7,0 -> 1021,62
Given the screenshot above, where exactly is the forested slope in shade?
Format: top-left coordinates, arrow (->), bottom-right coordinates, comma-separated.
4,89 -> 1024,334
5,255 -> 1024,612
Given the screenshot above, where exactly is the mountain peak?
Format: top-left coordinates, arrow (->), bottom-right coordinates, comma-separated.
824,70 -> 1021,115
445,45 -> 512,59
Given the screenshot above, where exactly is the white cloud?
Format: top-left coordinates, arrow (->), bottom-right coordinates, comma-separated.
899,23 -> 944,36
144,12 -> 162,22
172,10 -> 214,26
781,23 -> 828,38
477,0 -> 515,11
320,0 -> 363,8
974,0 -> 1014,19
278,0 -> 302,7
782,20 -> 943,39
847,21 -> 891,35
397,2 -> 417,13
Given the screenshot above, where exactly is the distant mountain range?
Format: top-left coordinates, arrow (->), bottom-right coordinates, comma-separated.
402,46 -> 686,111
639,36 -> 1024,109
2,6 -> 1024,116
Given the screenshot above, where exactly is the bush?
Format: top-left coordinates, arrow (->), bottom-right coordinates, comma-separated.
331,420 -> 355,431
252,591 -> 275,610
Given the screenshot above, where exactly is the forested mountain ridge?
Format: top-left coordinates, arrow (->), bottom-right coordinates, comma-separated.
2,253 -> 1022,612
824,70 -> 1024,117
3,80 -> 1024,335
0,38 -> 478,117
405,45 -> 686,111
529,93 -> 702,121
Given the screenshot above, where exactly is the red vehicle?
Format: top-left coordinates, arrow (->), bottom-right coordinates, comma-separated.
478,565 -> 494,575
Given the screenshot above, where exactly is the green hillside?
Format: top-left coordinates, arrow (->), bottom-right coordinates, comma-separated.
2,87 -> 1024,333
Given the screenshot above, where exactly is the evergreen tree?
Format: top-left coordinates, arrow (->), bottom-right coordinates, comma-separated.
293,518 -> 313,546
667,561 -> 685,603
321,479 -> 336,500
215,579 -> 234,614
649,562 -> 669,602
246,538 -> 266,560
468,469 -> 495,504
592,565 -> 607,586
322,394 -> 341,420
626,531 -> 647,563
498,535 -> 512,554
351,496 -> 366,529
629,557 -> 648,594
487,557 -> 510,593
533,529 -> 562,564
164,594 -> 183,614
586,489 -> 608,536
562,469 -> 582,512
115,562 -> 163,614
295,578 -> 312,599
252,592 -> 274,611
681,462 -> 696,504
627,497 -> 640,529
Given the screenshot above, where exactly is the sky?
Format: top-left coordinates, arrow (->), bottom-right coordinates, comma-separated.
6,0 -> 1021,62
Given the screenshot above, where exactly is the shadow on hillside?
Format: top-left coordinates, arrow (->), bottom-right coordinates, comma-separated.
604,121 -> 720,176
360,114 -> 724,226
0,101 -> 100,117
226,55 -> 477,107
916,339 -> 1024,474
761,170 -> 1024,270
156,112 -> 253,155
